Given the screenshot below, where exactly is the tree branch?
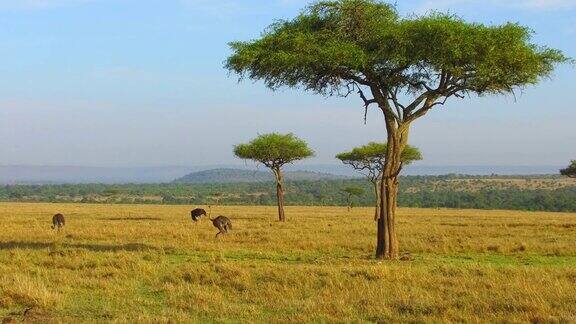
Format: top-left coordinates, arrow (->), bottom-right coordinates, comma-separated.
369,84 -> 400,125
336,68 -> 371,86
357,87 -> 378,124
408,80 -> 433,92
387,88 -> 406,122
404,85 -> 465,123
392,163 -> 403,178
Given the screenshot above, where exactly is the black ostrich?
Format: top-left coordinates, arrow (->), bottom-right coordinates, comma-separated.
51,213 -> 65,231
190,206 -> 211,222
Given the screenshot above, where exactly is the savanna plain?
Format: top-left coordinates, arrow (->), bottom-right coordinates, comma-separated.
0,203 -> 575,323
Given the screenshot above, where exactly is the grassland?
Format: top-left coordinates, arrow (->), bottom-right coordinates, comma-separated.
0,203 -> 575,322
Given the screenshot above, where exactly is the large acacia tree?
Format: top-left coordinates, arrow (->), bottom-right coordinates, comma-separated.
234,133 -> 314,221
337,142 -> 421,220
226,0 -> 567,259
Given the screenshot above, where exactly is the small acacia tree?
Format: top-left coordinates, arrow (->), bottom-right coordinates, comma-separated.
337,142 -> 422,220
560,160 -> 576,178
209,192 -> 223,205
234,133 -> 314,221
341,186 -> 364,211
226,0 -> 567,259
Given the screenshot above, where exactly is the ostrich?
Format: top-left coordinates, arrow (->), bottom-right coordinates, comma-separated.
190,206 -> 211,222
51,213 -> 65,231
210,216 -> 232,238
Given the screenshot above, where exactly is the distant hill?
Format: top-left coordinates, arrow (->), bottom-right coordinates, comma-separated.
0,165 -> 194,184
0,164 -> 562,185
173,168 -> 351,183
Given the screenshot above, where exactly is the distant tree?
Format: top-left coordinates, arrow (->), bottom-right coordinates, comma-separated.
337,142 -> 422,220
311,189 -> 327,206
209,192 -> 224,205
342,186 -> 364,211
162,194 -> 176,204
103,188 -> 120,197
560,160 -> 576,178
234,133 -> 314,221
226,0 -> 567,259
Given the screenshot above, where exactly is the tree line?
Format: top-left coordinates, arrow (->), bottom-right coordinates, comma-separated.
2,177 -> 574,212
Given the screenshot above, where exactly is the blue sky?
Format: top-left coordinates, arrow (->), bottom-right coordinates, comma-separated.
0,0 -> 574,167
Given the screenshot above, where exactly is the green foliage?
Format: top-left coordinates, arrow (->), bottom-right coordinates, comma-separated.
398,146 -> 423,165
0,176 -> 575,212
342,186 -> 365,208
234,133 -> 314,169
560,160 -> 576,178
226,0 -> 567,99
342,186 -> 364,196
336,142 -> 422,179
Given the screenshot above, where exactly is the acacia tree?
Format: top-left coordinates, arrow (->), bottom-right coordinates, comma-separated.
226,0 -> 567,259
209,192 -> 224,205
234,133 -> 314,221
341,186 -> 364,211
560,160 -> 576,178
337,142 -> 422,220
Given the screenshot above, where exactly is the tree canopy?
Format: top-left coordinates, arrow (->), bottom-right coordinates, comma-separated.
234,133 -> 314,168
560,160 -> 576,178
342,186 -> 365,208
336,142 -> 422,179
226,0 -> 568,125
342,186 -> 365,196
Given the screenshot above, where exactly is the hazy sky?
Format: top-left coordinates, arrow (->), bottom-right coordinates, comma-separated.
0,0 -> 574,167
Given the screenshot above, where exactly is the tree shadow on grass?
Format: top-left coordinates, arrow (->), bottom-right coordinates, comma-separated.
0,241 -> 159,252
232,216 -> 266,221
99,217 -> 163,221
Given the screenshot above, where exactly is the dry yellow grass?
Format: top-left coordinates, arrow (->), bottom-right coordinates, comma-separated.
0,202 -> 575,322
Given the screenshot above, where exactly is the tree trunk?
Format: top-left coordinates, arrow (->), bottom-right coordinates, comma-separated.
347,194 -> 351,212
375,121 -> 409,260
373,180 -> 381,221
376,176 -> 399,259
274,168 -> 286,222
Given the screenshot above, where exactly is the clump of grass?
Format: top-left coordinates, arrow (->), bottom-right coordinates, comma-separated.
0,274 -> 60,309
486,245 -> 500,252
511,243 -> 527,253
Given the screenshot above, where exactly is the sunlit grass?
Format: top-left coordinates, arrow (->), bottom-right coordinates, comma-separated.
0,203 -> 575,322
